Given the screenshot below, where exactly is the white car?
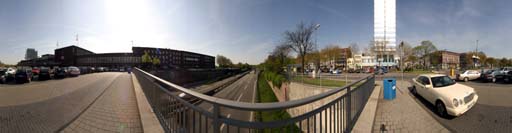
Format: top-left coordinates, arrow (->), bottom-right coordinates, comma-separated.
412,74 -> 478,117
67,66 -> 81,76
456,70 -> 480,82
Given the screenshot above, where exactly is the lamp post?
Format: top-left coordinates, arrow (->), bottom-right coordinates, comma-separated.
314,24 -> 321,86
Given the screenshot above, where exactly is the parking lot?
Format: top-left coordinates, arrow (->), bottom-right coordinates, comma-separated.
406,80 -> 512,132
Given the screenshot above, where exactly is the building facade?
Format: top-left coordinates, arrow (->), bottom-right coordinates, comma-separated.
437,50 -> 460,69
132,47 -> 215,69
55,46 -> 94,66
25,48 -> 38,60
19,45 -> 215,69
374,0 -> 397,67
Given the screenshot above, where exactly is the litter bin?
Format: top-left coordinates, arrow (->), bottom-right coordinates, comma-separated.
383,78 -> 396,100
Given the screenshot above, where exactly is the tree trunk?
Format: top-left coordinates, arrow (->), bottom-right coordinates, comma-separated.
301,54 -> 305,73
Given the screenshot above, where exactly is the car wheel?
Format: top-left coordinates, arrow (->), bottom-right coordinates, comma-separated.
411,86 -> 417,95
464,77 -> 469,82
436,101 -> 447,117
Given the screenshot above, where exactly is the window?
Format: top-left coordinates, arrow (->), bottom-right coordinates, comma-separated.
418,76 -> 430,85
431,76 -> 455,88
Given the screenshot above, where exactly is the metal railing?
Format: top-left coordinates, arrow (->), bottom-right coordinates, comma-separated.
133,68 -> 375,133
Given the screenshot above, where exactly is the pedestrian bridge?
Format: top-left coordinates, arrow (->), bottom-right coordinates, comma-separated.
133,68 -> 376,133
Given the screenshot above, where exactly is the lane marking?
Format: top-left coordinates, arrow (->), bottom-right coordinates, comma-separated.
250,72 -> 258,122
220,114 -> 232,131
237,93 -> 244,101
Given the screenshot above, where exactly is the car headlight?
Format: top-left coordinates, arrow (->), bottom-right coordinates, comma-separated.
459,99 -> 464,105
453,98 -> 459,107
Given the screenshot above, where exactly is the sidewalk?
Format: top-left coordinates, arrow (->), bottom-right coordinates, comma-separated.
372,81 -> 450,133
61,74 -> 143,133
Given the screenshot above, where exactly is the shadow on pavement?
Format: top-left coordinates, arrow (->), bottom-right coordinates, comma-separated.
405,84 -> 456,120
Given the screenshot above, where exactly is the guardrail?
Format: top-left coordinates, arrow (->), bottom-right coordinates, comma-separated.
133,68 -> 375,133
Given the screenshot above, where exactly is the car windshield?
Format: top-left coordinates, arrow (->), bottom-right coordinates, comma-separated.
431,76 -> 455,88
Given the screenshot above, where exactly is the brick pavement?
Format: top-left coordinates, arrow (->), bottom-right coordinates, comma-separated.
61,73 -> 142,133
372,81 -> 450,133
0,73 -> 120,132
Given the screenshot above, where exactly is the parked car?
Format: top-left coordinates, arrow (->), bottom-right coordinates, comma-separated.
480,69 -> 503,83
54,67 -> 67,79
480,69 -> 495,82
499,67 -> 512,74
456,70 -> 480,82
0,68 -> 6,84
31,67 -> 40,80
97,67 -> 106,72
503,71 -> 512,83
332,69 -> 341,74
4,67 -> 16,82
38,67 -> 53,80
14,69 -> 32,83
411,74 -> 478,117
68,66 -> 81,77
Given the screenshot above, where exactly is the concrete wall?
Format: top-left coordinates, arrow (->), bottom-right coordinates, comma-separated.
268,81 -> 346,132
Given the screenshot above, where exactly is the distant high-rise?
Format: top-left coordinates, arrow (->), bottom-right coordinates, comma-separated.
374,0 -> 396,66
25,48 -> 38,60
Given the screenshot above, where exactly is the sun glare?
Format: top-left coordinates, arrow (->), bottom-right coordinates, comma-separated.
103,0 -> 164,50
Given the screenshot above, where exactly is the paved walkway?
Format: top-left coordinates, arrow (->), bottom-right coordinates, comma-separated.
61,73 -> 142,133
0,73 -> 121,132
373,81 -> 450,133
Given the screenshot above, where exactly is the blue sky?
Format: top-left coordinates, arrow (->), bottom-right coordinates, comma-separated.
0,0 -> 511,64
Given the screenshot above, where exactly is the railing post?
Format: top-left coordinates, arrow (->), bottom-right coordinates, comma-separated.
213,104 -> 221,133
345,86 -> 351,133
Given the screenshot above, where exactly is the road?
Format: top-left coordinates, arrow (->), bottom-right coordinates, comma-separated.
195,70 -> 259,132
0,72 -> 142,132
405,80 -> 512,132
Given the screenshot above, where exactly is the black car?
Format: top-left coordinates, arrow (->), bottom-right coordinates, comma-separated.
0,69 -> 6,84
38,67 -> 52,80
480,69 -> 496,82
504,71 -> 512,83
54,68 -> 67,79
14,69 -> 32,83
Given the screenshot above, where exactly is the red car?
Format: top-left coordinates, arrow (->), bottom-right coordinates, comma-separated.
31,67 -> 40,80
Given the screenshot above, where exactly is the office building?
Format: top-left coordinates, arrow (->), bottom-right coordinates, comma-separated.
374,0 -> 397,67
25,48 -> 38,60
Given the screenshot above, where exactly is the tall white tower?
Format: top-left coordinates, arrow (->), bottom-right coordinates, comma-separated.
374,0 -> 396,66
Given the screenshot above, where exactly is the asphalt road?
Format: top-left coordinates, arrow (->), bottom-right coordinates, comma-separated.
404,80 -> 512,132
0,72 -> 142,132
195,70 -> 258,132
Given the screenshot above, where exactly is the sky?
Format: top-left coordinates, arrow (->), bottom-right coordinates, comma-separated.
0,0 -> 511,65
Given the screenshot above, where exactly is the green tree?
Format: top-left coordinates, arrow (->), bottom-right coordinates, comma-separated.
486,57 -> 497,68
216,55 -> 233,68
152,57 -> 161,66
141,51 -> 152,68
413,40 -> 438,69
499,58 -> 509,67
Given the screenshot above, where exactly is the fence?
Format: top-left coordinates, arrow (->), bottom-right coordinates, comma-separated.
133,68 -> 375,133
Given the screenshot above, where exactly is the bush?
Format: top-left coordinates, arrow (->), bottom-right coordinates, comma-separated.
263,71 -> 287,88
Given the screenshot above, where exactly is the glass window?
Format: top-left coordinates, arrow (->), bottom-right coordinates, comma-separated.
431,76 -> 455,88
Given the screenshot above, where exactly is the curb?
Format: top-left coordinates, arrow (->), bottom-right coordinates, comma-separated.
131,73 -> 165,133
353,84 -> 381,133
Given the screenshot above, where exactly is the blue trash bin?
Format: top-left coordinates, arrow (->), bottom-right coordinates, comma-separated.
383,78 -> 396,100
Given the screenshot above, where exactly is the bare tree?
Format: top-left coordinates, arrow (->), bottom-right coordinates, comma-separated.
349,43 -> 359,55
285,22 -> 318,72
